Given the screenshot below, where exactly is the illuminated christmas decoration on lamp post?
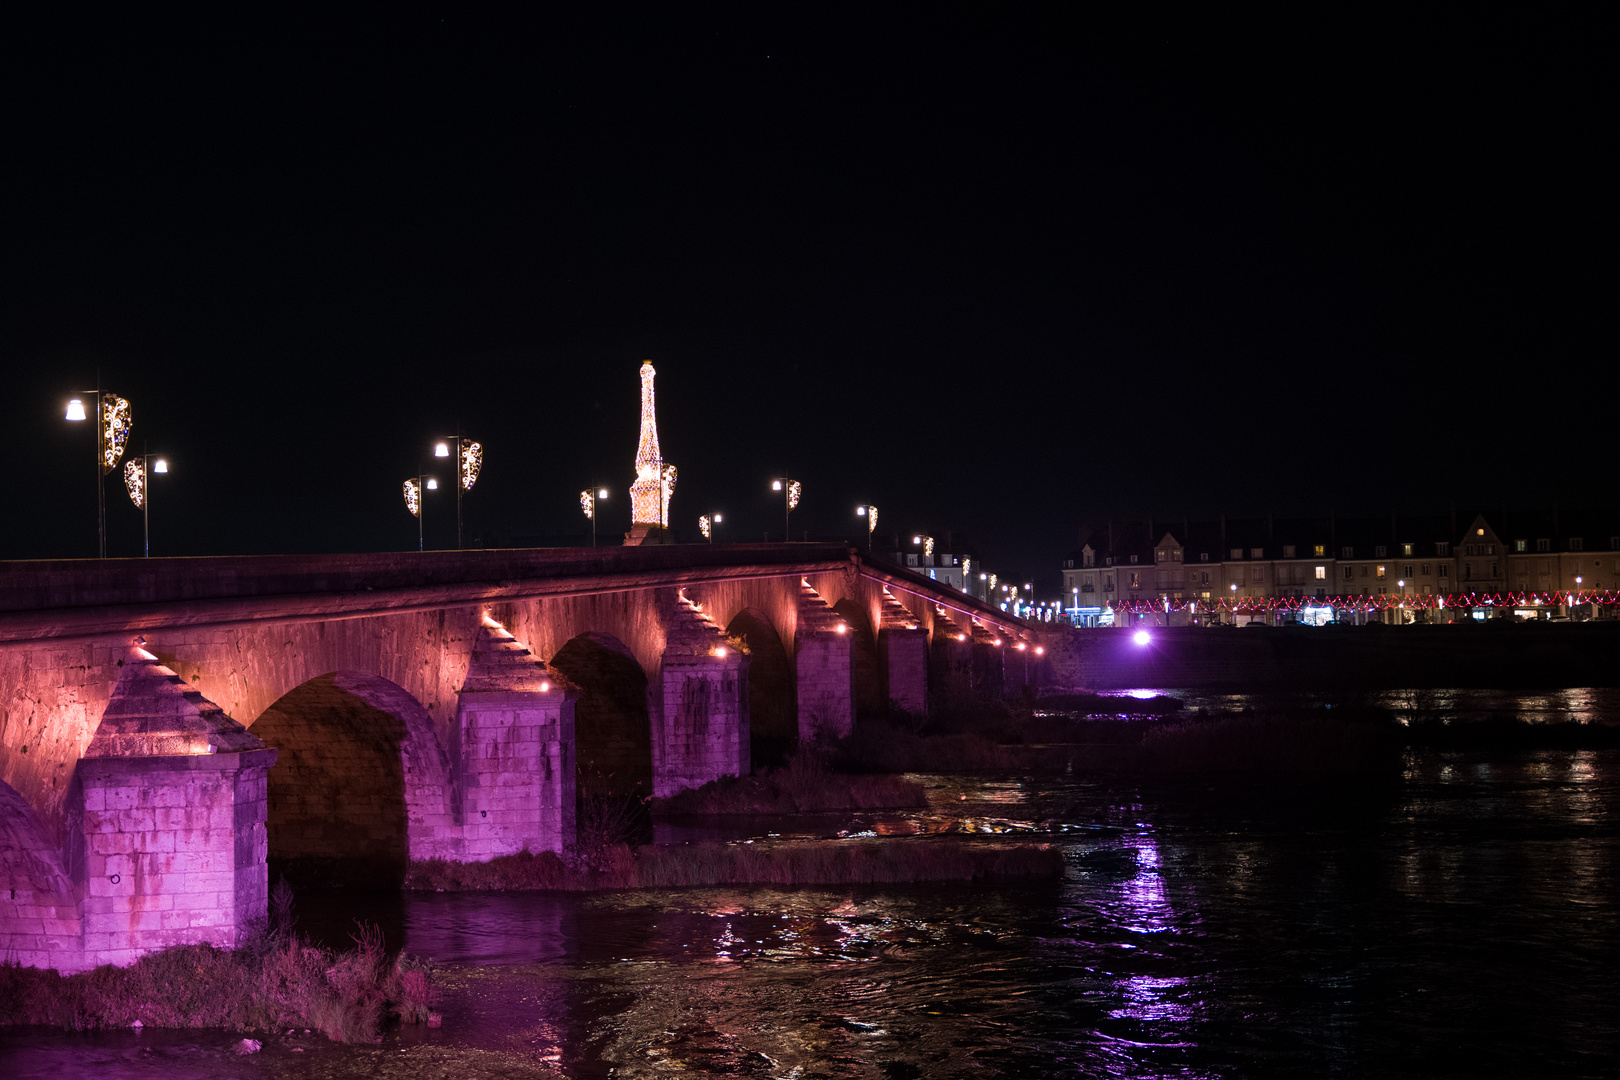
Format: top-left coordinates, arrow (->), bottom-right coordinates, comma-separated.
122,449 -> 169,557
856,504 -> 878,549
432,435 -> 483,549
404,474 -> 439,551
581,487 -> 609,547
912,534 -> 934,561
64,388 -> 132,558
623,361 -> 677,545
771,478 -> 801,542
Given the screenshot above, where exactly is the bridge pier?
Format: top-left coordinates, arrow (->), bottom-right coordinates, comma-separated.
450,625 -> 576,858
651,594 -> 750,797
877,588 -> 928,714
797,581 -> 856,740
72,650 -> 275,969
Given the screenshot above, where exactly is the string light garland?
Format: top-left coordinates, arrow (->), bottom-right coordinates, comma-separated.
1104,590 -> 1620,614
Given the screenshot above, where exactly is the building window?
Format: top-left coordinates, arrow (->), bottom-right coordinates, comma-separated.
1376,565 -> 1386,579
1536,539 -> 1549,552
1340,546 -> 1353,558
1464,563 -> 1472,580
1421,563 -> 1431,575
1157,550 -> 1166,562
1375,546 -> 1387,557
1105,557 -> 1113,566
1065,559 -> 1074,569
1252,567 -> 1264,583
1343,566 -> 1354,580
1282,545 -> 1296,558
1251,548 -> 1263,559
1083,552 -> 1095,567
1231,548 -> 1243,560
1200,571 -> 1210,585
1486,544 -> 1495,555
1130,555 -> 1139,564
1402,543 -> 1414,556
1361,565 -> 1370,577
1404,564 -> 1414,578
1313,545 -> 1325,557
1200,552 -> 1208,562
1105,577 -> 1114,591
1128,572 -> 1140,589
1172,550 -> 1182,562
1611,537 -> 1620,551
1570,538 -> 1584,551
1514,540 -> 1527,553
1439,564 -> 1448,578
1314,565 -> 1325,580
1437,542 -> 1450,556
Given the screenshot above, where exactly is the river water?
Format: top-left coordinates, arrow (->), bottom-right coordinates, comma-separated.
4,701 -> 1617,1078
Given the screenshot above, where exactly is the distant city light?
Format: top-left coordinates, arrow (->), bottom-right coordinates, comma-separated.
1132,630 -> 1152,646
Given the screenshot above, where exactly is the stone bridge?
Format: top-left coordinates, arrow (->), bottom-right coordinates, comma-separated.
0,543 -> 1030,971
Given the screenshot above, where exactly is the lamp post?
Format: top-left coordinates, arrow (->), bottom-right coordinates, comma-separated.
912,534 -> 934,567
432,435 -> 483,549
581,488 -> 609,547
771,478 -> 800,542
122,450 -> 169,557
698,512 -> 723,543
64,388 -> 133,559
855,504 -> 878,549
404,474 -> 439,551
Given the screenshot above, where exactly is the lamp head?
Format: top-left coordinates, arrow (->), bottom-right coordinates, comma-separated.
426,478 -> 439,490
598,488 -> 609,499
772,479 -> 783,491
713,513 -> 722,523
65,398 -> 87,421
153,459 -> 168,474
434,442 -> 450,458
856,505 -> 865,515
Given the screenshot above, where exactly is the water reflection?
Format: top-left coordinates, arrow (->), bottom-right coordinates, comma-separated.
6,747 -> 1617,1078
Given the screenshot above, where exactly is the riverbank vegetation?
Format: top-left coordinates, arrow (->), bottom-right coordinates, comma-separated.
406,838 -> 1061,892
651,749 -> 924,815
0,891 -> 436,1041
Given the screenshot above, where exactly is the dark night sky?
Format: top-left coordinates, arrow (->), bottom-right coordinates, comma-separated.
2,7 -> 1611,590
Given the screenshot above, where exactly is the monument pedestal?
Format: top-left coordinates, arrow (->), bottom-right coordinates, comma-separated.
623,525 -> 674,546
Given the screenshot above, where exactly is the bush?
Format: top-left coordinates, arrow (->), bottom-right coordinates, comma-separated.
652,751 -> 926,815
0,919 -> 437,1041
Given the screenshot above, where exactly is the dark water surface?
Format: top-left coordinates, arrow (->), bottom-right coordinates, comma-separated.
5,749 -> 1618,1078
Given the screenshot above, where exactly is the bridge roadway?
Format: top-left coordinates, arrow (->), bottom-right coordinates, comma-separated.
0,543 -> 1031,971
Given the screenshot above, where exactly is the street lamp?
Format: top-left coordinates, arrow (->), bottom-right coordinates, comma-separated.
698,512 -> 723,543
855,504 -> 878,549
432,436 -> 483,549
404,474 -> 439,551
64,388 -> 133,558
122,450 -> 169,558
771,478 -> 800,542
581,488 -> 610,547
912,534 -> 934,561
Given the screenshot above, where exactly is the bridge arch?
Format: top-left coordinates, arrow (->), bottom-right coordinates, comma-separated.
0,778 -> 77,969
724,607 -> 796,766
548,632 -> 652,802
831,597 -> 884,720
248,671 -> 450,889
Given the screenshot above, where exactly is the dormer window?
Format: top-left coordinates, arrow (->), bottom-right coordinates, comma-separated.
1156,550 -> 1166,562
1282,545 -> 1296,559
1200,552 -> 1209,562
1105,556 -> 1113,566
1402,543 -> 1414,556
1313,545 -> 1325,557
1570,538 -> 1584,551
1340,546 -> 1354,558
1250,548 -> 1263,559
1436,542 -> 1450,556
1514,540 -> 1526,553
1375,546 -> 1387,557
1130,555 -> 1139,564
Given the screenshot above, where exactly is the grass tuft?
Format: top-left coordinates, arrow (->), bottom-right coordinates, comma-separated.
0,921 -> 437,1041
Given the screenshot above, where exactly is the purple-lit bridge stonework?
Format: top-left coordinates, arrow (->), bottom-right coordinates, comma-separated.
0,544 -> 1028,971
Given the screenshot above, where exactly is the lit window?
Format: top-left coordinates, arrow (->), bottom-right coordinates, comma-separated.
1376,565 -> 1386,579
1314,565 -> 1325,579
1514,540 -> 1527,553
1402,543 -> 1414,556
1313,545 -> 1325,557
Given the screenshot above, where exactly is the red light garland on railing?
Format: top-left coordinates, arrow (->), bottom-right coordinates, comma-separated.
1107,590 -> 1619,614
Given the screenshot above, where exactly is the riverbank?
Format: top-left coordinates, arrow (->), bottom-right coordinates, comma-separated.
0,923 -> 435,1041
405,838 -> 1062,892
650,753 -> 925,815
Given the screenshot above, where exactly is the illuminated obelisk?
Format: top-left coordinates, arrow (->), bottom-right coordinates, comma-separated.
624,361 -> 676,545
